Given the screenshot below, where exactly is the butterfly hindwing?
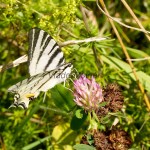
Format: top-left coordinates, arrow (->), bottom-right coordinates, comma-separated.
8,63 -> 72,93
8,63 -> 72,108
28,28 -> 65,76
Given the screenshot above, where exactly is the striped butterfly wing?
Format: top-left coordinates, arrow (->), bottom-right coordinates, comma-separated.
8,28 -> 72,109
8,63 -> 72,109
28,28 -> 65,76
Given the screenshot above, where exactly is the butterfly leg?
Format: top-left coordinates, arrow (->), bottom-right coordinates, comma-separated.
72,68 -> 79,78
63,79 -> 74,93
63,80 -> 66,87
43,92 -> 47,103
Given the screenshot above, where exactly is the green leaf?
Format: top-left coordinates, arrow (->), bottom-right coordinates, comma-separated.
71,110 -> 88,130
99,102 -> 108,107
12,99 -> 42,144
127,47 -> 149,58
101,55 -> 150,92
22,136 -> 51,150
51,84 -> 75,112
87,134 -> 94,145
75,109 -> 84,119
73,144 -> 96,150
128,148 -> 141,150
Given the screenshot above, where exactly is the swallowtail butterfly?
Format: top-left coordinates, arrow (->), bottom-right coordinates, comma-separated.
8,28 -> 72,109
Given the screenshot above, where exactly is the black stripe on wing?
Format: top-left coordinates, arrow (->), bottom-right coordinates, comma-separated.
28,28 -> 65,76
40,31 -> 48,49
33,70 -> 58,92
28,28 -> 41,64
55,63 -> 72,78
36,32 -> 53,64
44,46 -> 61,70
18,102 -> 27,109
26,63 -> 71,93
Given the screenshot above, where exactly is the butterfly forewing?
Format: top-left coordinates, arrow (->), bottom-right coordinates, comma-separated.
28,28 -> 65,76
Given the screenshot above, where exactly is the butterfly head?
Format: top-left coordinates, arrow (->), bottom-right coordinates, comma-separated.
9,93 -> 35,109
60,63 -> 73,72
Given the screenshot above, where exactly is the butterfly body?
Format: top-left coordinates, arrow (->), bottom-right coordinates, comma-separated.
8,28 -> 72,109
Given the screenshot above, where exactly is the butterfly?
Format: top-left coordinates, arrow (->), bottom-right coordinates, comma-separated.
8,28 -> 72,109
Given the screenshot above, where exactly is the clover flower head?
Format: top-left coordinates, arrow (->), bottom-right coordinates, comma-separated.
73,75 -> 103,111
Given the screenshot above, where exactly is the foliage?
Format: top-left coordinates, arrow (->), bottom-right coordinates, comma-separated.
0,0 -> 150,149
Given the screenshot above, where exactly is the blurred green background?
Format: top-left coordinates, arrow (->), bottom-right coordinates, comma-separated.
0,0 -> 150,149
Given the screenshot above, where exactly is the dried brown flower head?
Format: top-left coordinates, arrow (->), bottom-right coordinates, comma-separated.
80,128 -> 132,150
109,128 -> 132,150
103,83 -> 124,112
96,83 -> 124,118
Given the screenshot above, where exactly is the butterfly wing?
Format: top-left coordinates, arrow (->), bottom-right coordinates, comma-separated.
28,28 -> 65,76
8,75 -> 41,109
8,28 -> 72,109
8,63 -> 72,109
31,63 -> 72,92
8,63 -> 72,94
